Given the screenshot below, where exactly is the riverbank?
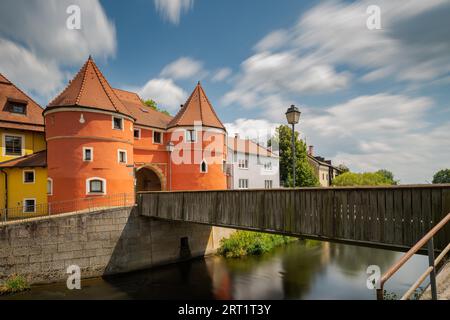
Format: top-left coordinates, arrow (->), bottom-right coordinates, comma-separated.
217,231 -> 296,258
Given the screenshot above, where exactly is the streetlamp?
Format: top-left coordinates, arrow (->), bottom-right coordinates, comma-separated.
166,142 -> 175,191
285,105 -> 301,188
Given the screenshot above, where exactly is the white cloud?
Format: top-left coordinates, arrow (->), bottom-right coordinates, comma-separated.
254,30 -> 290,52
224,118 -> 280,142
0,0 -> 116,98
138,78 -> 187,113
0,39 -> 64,97
154,0 -> 193,25
211,68 -> 232,82
160,57 -> 206,80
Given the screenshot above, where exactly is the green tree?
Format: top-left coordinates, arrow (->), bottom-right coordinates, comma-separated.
376,169 -> 398,185
337,164 -> 350,174
271,125 -> 319,187
432,169 -> 450,184
332,171 -> 395,186
142,99 -> 171,116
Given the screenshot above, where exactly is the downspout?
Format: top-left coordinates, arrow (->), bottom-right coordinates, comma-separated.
1,169 -> 8,220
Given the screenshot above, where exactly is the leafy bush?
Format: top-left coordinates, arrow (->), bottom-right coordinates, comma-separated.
332,171 -> 396,186
0,274 -> 30,295
432,169 -> 450,184
218,230 -> 296,258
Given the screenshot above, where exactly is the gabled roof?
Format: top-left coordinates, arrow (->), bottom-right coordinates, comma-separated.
46,56 -> 133,118
307,154 -> 341,172
167,82 -> 225,130
113,88 -> 172,129
0,73 -> 44,132
0,150 -> 46,168
227,137 -> 277,157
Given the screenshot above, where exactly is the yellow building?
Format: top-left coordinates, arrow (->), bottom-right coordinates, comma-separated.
0,73 -> 47,220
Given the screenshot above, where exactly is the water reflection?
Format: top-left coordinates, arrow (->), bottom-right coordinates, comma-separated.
2,240 -> 428,300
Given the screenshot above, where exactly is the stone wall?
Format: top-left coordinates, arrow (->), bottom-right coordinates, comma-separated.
0,206 -> 234,285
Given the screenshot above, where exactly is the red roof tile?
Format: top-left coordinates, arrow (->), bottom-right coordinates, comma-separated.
168,82 -> 225,130
113,88 -> 172,129
0,73 -> 44,132
0,150 -> 47,168
47,57 -> 133,118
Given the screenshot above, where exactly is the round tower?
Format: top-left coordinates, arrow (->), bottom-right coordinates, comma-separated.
44,57 -> 135,209
167,82 -> 227,190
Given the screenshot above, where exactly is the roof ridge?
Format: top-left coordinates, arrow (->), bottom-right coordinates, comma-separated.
0,72 -> 43,110
197,84 -> 203,124
89,57 -> 121,113
168,83 -> 197,127
75,59 -> 89,105
198,83 -> 225,130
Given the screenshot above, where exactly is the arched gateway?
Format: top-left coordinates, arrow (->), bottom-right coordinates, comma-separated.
136,166 -> 166,192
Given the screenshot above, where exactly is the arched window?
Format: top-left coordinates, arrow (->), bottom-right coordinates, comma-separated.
47,178 -> 53,195
200,160 -> 208,173
86,177 -> 106,195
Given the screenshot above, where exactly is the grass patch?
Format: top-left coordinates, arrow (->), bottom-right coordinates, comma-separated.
0,274 -> 30,295
217,230 -> 297,258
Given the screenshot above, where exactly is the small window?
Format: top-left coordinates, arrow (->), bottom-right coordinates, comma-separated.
185,129 -> 196,142
200,160 -> 207,173
264,162 -> 272,170
118,150 -> 127,164
23,170 -> 35,183
83,147 -> 93,162
9,102 -> 26,114
113,117 -> 123,130
47,178 -> 53,195
153,131 -> 162,144
238,159 -> 249,169
87,178 -> 105,194
264,180 -> 273,189
23,199 -> 36,213
4,135 -> 23,156
134,129 -> 141,139
238,179 -> 249,189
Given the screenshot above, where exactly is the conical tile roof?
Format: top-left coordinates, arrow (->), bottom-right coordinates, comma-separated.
167,82 -> 225,130
47,56 -> 132,117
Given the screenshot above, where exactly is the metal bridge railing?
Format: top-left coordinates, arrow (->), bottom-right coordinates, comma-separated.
376,212 -> 450,300
0,193 -> 135,224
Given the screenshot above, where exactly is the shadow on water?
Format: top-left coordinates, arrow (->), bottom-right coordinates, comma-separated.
2,240 -> 428,300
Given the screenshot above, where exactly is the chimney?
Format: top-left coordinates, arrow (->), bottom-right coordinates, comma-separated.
234,133 -> 239,139
308,145 -> 314,156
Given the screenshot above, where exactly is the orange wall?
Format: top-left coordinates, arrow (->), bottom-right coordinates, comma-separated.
45,110 -> 134,203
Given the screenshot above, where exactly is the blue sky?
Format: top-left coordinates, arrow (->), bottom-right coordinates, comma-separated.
0,0 -> 449,183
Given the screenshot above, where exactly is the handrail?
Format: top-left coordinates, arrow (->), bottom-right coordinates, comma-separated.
376,212 -> 450,300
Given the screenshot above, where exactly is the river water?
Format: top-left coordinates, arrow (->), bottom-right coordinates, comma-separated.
4,240 -> 428,300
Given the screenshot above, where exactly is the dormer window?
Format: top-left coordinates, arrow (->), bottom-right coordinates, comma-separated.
6,99 -> 27,115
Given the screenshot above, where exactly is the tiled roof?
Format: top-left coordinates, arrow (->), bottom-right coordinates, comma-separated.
228,137 -> 277,157
47,56 -> 133,118
113,88 -> 172,129
168,82 -> 225,130
0,150 -> 47,168
0,73 -> 45,132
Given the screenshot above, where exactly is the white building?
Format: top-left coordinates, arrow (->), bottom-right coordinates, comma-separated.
226,135 -> 280,189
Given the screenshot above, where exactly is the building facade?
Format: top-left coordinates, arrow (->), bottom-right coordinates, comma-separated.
0,74 -> 47,216
0,57 -> 229,215
306,146 -> 341,187
226,135 -> 280,189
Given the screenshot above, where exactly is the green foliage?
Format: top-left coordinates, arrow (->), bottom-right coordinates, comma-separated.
272,125 -> 319,187
218,231 -> 296,258
376,169 -> 398,185
332,171 -> 396,186
383,290 -> 398,300
0,274 -> 30,295
142,99 -> 171,116
432,169 -> 450,184
337,164 -> 350,174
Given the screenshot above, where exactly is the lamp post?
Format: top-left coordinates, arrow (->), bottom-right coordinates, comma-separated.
285,105 -> 301,188
166,142 -> 175,191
